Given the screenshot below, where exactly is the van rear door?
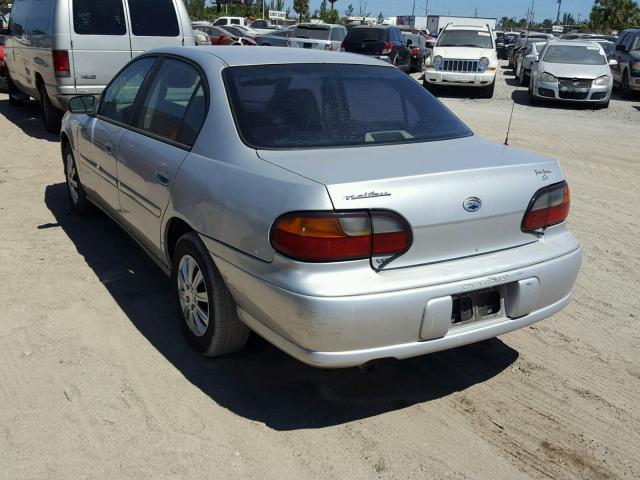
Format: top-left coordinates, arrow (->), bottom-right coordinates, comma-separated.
126,0 -> 188,56
69,0 -> 133,95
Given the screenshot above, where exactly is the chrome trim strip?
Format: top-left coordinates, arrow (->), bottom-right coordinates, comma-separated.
118,182 -> 162,218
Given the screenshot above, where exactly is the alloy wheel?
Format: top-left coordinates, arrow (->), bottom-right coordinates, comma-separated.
66,154 -> 79,205
177,255 -> 210,337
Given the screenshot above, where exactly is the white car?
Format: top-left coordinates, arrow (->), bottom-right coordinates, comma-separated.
529,40 -> 616,108
424,24 -> 498,97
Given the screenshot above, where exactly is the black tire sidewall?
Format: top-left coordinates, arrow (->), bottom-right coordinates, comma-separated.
64,144 -> 90,215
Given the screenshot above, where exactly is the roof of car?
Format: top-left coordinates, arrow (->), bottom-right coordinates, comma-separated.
445,24 -> 491,31
146,46 -> 394,68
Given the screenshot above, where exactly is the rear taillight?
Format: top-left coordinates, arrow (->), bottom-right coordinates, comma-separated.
382,41 -> 393,55
522,181 -> 571,232
52,50 -> 70,78
270,211 -> 412,263
412,47 -> 419,56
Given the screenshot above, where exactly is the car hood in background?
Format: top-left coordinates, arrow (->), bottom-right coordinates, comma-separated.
539,61 -> 610,79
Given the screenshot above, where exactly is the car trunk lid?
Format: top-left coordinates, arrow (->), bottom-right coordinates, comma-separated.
258,136 -> 565,270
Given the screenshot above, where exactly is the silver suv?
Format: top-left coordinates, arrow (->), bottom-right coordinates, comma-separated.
3,0 -> 194,133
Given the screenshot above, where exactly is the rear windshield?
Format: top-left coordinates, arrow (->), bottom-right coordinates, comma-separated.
346,28 -> 387,42
292,25 -> 331,40
73,0 -> 127,36
543,45 -> 606,65
223,64 -> 472,150
128,0 -> 179,37
437,30 -> 493,49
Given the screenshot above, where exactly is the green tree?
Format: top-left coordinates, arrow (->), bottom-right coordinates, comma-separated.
186,0 -> 206,20
541,18 -> 554,28
562,12 -> 577,25
293,0 -> 310,21
320,8 -> 339,23
590,0 -> 640,32
344,3 -> 355,17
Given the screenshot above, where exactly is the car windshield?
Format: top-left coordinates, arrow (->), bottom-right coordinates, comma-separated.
292,25 -> 331,40
437,30 -> 493,48
543,45 -> 606,65
223,64 -> 472,150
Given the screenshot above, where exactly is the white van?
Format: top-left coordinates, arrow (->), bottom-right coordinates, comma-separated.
3,0 -> 195,133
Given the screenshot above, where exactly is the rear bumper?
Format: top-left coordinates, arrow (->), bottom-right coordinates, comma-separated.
424,68 -> 496,87
209,234 -> 582,368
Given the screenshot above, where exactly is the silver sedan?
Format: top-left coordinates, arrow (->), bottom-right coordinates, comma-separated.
60,47 -> 581,368
529,40 -> 616,107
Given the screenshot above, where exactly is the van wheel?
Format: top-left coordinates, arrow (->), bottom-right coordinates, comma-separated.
7,73 -> 26,106
40,84 -> 63,134
172,232 -> 250,357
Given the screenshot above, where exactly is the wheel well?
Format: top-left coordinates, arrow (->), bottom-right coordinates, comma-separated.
165,218 -> 194,262
35,73 -> 45,97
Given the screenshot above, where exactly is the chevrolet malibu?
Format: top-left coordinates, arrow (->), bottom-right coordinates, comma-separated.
60,47 -> 581,368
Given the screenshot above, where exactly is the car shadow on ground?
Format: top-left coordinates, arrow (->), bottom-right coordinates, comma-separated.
0,98 -> 58,142
44,182 -> 519,431
510,89 -> 611,110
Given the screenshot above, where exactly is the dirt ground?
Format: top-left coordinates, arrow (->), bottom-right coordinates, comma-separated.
1,64 -> 639,479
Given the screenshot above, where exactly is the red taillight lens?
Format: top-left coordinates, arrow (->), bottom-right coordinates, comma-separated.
52,50 -> 70,78
382,41 -> 393,55
270,211 -> 412,263
412,47 -> 420,56
522,181 -> 571,232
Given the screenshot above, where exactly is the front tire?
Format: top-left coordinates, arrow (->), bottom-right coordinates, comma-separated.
64,144 -> 91,215
481,79 -> 495,98
172,232 -> 250,357
40,84 -> 63,134
620,71 -> 633,99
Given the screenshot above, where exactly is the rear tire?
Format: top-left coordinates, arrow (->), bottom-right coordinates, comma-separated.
64,144 -> 91,215
172,232 -> 250,357
40,84 -> 63,134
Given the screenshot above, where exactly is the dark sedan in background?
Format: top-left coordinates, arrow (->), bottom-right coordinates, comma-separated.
342,25 -> 412,73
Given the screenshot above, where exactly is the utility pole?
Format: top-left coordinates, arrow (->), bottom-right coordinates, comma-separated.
474,8 -> 478,18
425,0 -> 429,17
556,0 -> 562,24
411,0 -> 416,16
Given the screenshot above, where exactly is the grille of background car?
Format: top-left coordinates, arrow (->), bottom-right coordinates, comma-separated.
558,78 -> 593,89
441,59 -> 479,73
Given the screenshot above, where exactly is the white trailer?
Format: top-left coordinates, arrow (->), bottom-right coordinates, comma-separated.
427,15 -> 497,35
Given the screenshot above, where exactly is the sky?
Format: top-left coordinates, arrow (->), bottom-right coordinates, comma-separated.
271,0 -> 597,22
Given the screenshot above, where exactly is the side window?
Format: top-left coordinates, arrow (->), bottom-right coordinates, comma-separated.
9,0 -> 28,36
135,59 -> 207,146
231,19 -> 240,25
127,0 -> 179,37
73,0 -> 127,35
632,35 -> 640,51
27,0 -> 53,35
99,57 -> 156,124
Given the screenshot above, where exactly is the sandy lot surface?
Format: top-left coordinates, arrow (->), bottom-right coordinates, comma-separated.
1,64 -> 639,479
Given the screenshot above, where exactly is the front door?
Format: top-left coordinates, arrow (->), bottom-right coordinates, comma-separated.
117,57 -> 207,256
75,56 -> 157,213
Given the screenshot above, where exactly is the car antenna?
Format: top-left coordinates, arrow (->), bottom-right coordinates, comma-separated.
504,100 -> 516,146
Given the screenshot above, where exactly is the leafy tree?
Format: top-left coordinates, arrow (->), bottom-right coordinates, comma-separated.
541,18 -> 554,28
562,12 -> 577,25
590,0 -> 640,32
293,0 -> 310,21
186,0 -> 206,20
345,3 -> 355,17
320,8 -> 339,23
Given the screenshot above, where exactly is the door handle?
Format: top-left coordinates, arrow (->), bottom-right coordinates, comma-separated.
104,143 -> 114,156
155,170 -> 171,186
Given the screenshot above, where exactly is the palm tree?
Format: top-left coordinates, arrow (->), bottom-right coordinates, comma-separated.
591,0 -> 640,31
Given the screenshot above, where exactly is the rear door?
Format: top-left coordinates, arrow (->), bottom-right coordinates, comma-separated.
69,0 -> 132,95
126,0 -> 184,56
116,57 -> 207,255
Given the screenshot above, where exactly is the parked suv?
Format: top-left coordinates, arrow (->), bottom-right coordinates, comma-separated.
341,25 -> 412,72
287,23 -> 346,52
424,24 -> 498,97
613,29 -> 640,98
3,0 -> 194,133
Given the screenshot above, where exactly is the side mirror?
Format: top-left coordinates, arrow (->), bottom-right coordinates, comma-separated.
615,44 -> 626,53
68,95 -> 97,115
406,39 -> 413,47
609,58 -> 618,66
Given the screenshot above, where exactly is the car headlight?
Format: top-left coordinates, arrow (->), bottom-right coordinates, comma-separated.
593,75 -> 610,86
540,72 -> 557,83
632,61 -> 640,71
433,55 -> 443,69
478,57 -> 490,70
